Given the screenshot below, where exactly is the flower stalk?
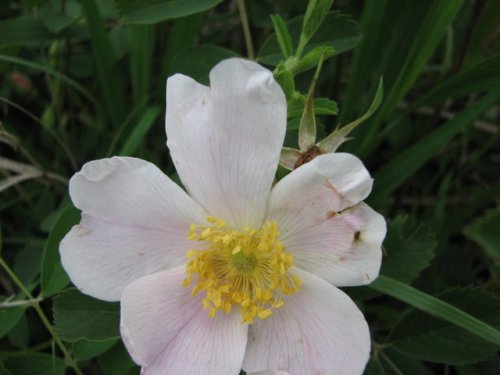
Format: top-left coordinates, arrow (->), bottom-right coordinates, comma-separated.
236,0 -> 255,60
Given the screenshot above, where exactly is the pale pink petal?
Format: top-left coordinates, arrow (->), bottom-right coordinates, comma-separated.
166,58 -> 286,229
243,269 -> 371,375
266,153 -> 384,286
120,267 -> 248,375
268,153 -> 373,224
282,202 -> 385,286
60,157 -> 206,301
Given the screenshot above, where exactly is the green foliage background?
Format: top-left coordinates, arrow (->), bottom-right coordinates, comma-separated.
0,0 -> 499,374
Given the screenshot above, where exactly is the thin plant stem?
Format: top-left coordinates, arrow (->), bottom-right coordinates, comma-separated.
378,349 -> 404,375
0,297 -> 43,308
0,257 -> 83,375
236,0 -> 255,60
0,340 -> 53,356
372,341 -> 404,375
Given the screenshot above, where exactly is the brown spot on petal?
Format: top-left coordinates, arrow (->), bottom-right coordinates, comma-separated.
365,273 -> 371,281
138,252 -> 144,257
354,231 -> 361,241
327,211 -> 337,219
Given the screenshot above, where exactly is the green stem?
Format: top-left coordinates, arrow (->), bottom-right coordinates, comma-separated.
236,0 -> 255,60
0,297 -> 43,307
0,257 -> 83,375
0,340 -> 53,356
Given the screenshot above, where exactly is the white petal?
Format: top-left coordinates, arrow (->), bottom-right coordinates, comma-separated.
60,157 -> 206,301
166,58 -> 286,229
267,153 -> 384,286
120,267 -> 248,375
284,202 -> 384,286
243,269 -> 371,375
269,153 -> 373,221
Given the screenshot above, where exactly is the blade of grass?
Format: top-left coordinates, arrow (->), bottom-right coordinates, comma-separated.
415,52 -> 500,107
128,25 -> 154,108
81,0 -> 126,128
369,90 -> 500,204
359,0 -> 464,156
118,106 -> 161,156
340,0 -> 390,123
370,275 -> 500,347
379,53 -> 500,141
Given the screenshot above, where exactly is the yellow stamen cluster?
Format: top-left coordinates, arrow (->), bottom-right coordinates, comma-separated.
184,216 -> 301,324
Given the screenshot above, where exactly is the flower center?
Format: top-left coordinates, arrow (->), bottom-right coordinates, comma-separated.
184,216 -> 301,324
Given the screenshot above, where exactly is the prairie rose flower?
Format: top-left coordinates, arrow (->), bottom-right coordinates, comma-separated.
60,58 -> 386,375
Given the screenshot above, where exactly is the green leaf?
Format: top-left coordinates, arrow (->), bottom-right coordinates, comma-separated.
388,288 -> 500,365
288,97 -> 338,118
0,18 -> 51,47
274,66 -> 295,100
73,339 -> 118,361
370,90 -> 500,204
0,361 -> 13,375
41,206 -> 80,297
14,244 -> 42,285
53,289 -> 120,342
162,13 -> 204,75
370,275 -> 500,347
259,11 -> 361,66
380,216 -> 437,283
459,356 -> 500,375
98,341 -> 139,375
297,0 -> 334,56
7,314 -> 29,349
3,354 -> 65,375
464,208 -> 500,260
284,45 -> 335,76
114,0 -> 224,25
119,106 -> 161,156
318,77 -> 383,152
367,349 -> 433,375
314,98 -> 339,115
0,305 -> 24,339
40,0 -> 81,34
270,14 -> 294,59
169,44 -> 238,84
